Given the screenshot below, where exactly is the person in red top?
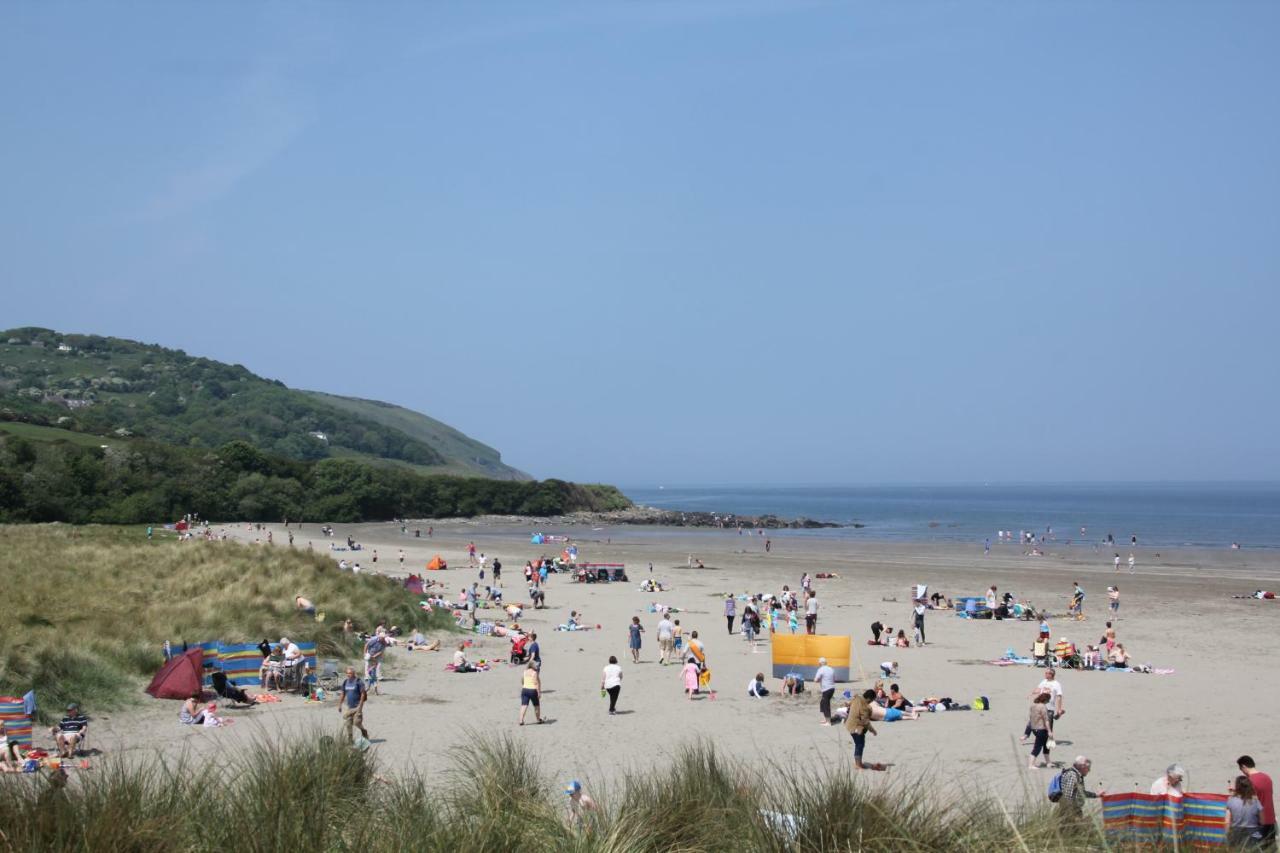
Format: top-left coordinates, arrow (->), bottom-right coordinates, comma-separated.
1239,755 -> 1276,844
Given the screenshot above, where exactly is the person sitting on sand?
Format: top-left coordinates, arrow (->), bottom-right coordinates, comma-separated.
747,673 -> 770,697
869,699 -> 920,722
1108,644 -> 1130,667
179,692 -> 205,725
888,684 -> 913,711
0,725 -> 28,771
894,629 -> 910,648
453,643 -> 475,673
202,702 -> 230,728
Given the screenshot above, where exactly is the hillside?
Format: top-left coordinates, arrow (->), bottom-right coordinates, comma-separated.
0,327 -> 524,479
306,391 -> 528,481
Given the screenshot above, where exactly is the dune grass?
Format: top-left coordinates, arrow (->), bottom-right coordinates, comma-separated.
0,736 -> 1121,852
0,525 -> 453,719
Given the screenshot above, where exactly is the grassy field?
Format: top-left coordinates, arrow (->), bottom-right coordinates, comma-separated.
0,736 -> 1112,852
0,525 -> 453,719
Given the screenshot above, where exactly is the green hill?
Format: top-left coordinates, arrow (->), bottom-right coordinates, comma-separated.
306,392 -> 527,480
0,327 -> 525,479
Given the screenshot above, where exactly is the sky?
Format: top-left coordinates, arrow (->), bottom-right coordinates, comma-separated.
3,2 -> 1278,485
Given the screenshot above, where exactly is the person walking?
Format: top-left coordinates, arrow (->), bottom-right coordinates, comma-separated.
518,661 -> 544,725
912,600 -> 927,645
657,612 -> 675,665
628,616 -> 645,664
337,666 -> 369,743
1027,692 -> 1053,768
724,595 -> 737,634
805,591 -> 819,635
844,689 -> 884,771
814,657 -> 836,724
601,656 -> 623,715
1237,755 -> 1275,845
1128,553 -> 1136,573
1024,668 -> 1064,741
1057,756 -> 1102,825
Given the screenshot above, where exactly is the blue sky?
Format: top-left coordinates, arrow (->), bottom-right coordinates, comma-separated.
3,2 -> 1278,485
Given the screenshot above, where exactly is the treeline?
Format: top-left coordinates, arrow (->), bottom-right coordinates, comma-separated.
0,435 -> 629,524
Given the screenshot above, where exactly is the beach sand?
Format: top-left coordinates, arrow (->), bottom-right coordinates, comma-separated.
94,519 -> 1280,807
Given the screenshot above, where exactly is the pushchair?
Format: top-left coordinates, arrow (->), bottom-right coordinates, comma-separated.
210,671 -> 253,706
510,637 -> 529,665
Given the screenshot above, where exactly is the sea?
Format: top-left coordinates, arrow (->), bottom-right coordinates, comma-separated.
621,484 -> 1280,550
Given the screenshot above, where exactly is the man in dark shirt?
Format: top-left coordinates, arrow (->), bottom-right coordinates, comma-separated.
53,703 -> 89,757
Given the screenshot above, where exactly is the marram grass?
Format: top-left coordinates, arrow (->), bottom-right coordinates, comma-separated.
0,735 -> 1132,853
0,525 -> 452,719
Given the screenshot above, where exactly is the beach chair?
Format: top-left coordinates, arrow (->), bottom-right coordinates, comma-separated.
316,659 -> 341,692
1032,639 -> 1050,666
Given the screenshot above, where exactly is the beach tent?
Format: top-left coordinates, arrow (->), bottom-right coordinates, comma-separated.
530,533 -> 545,545
146,648 -> 203,699
771,635 -> 852,681
427,555 -> 447,571
914,584 -> 928,601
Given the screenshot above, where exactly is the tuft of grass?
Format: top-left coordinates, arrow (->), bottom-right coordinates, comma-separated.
0,736 -> 1123,853
0,525 -> 454,718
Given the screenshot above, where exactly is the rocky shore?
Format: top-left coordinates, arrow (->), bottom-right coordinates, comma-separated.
568,506 -> 848,530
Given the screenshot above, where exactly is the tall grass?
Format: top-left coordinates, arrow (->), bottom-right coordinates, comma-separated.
0,525 -> 453,718
0,736 -> 1127,852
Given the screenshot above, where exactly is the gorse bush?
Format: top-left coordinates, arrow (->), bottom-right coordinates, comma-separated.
0,737 -> 1120,853
0,526 -> 453,718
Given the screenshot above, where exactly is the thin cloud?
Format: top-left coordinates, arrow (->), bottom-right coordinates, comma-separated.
140,63 -> 312,222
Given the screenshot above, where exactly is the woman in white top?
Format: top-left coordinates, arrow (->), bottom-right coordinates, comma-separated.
601,656 -> 623,715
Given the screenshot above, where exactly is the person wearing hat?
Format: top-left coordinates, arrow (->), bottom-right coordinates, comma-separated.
52,702 -> 89,758
565,780 -> 597,827
813,657 -> 836,724
1151,764 -> 1186,798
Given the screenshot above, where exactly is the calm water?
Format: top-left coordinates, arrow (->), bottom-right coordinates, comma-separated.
621,484 -> 1280,549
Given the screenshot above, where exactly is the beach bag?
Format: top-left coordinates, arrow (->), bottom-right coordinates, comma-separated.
1047,772 -> 1064,802
973,696 -> 991,710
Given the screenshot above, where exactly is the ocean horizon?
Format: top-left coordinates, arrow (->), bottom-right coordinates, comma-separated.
620,483 -> 1280,550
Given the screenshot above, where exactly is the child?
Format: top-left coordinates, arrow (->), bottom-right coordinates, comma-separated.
880,661 -> 899,678
747,673 -> 770,697
202,702 -> 231,728
788,610 -> 799,634
672,620 -> 684,653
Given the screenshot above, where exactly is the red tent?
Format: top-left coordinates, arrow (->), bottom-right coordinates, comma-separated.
146,648 -> 203,700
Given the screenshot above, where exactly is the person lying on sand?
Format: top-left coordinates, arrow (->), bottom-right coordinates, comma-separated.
869,700 -> 920,722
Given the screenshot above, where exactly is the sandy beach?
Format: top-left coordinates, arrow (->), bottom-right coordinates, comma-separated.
92,519 -> 1280,808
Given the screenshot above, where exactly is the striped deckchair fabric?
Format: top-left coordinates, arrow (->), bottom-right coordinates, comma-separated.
1102,792 -> 1228,847
298,642 -> 318,673
218,643 -> 266,687
0,697 -> 33,747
